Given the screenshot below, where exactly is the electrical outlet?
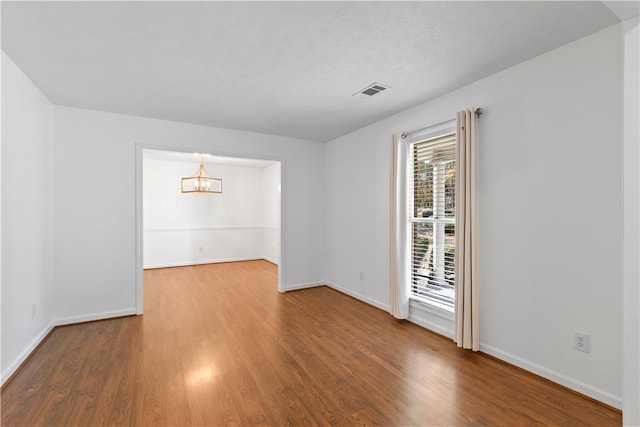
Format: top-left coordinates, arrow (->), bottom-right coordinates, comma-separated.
199,247 -> 204,253
31,304 -> 37,317
574,332 -> 590,353
359,272 -> 364,281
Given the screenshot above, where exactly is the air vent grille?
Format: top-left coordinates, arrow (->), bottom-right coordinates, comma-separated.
353,82 -> 390,98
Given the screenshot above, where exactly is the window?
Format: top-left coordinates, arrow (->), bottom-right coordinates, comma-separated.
409,131 -> 456,311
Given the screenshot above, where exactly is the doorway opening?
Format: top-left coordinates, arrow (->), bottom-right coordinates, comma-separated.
135,147 -> 283,313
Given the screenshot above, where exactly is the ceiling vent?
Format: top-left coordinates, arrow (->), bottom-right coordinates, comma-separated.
353,82 -> 390,99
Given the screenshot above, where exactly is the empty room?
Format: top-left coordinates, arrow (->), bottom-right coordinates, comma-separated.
1,1 -> 639,426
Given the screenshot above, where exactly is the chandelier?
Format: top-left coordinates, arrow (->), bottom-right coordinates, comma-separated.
181,155 -> 222,194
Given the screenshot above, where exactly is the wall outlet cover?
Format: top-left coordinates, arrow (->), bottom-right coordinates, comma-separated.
574,331 -> 590,353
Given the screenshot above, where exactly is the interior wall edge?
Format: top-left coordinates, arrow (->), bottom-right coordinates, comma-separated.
622,15 -> 640,426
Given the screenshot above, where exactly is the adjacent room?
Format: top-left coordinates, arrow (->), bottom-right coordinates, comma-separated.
142,149 -> 281,286
1,1 -> 639,426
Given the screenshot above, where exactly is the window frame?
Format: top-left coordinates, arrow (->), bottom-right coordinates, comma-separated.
406,124 -> 457,313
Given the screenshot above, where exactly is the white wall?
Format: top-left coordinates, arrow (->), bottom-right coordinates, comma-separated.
1,52 -> 54,383
143,157 -> 279,268
263,162 -> 281,264
52,106 -> 324,322
623,16 -> 640,427
325,25 -> 623,407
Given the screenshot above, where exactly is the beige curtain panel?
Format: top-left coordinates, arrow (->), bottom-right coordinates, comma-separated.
390,133 -> 409,319
454,108 -> 479,351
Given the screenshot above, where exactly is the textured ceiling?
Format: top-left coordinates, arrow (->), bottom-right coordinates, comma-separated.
1,1 -> 619,142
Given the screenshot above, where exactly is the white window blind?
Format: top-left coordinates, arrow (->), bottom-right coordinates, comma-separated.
409,131 -> 456,311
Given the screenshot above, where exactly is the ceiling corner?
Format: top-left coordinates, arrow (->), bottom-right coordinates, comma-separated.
602,1 -> 640,21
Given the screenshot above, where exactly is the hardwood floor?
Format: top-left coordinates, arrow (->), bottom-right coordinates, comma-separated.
1,260 -> 621,426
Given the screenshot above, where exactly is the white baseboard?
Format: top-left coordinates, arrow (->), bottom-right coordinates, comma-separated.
1,321 -> 55,386
324,281 -> 390,312
283,281 -> 325,291
262,257 -> 279,266
144,257 -> 265,269
479,343 -> 622,409
54,308 -> 138,326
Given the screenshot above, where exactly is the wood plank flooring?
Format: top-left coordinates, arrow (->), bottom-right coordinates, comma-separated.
1,260 -> 621,426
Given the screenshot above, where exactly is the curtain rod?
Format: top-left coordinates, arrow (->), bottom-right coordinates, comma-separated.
401,108 -> 483,139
